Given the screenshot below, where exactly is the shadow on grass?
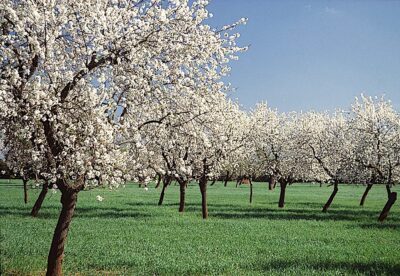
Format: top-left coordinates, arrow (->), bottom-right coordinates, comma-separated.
90,259 -> 400,275
210,208 -> 386,222
0,205 -> 150,220
353,223 -> 399,230
1,201 -> 397,223
254,260 -> 400,275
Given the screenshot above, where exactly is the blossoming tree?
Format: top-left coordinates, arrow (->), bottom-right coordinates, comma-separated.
0,0 -> 245,274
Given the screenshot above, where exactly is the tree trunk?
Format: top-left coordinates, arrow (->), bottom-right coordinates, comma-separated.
46,190 -> 78,276
210,179 -> 216,186
224,171 -> 229,187
179,181 -> 187,212
386,185 -> 391,199
158,180 -> 168,206
199,178 -> 208,219
268,176 -> 275,191
23,178 -> 28,204
378,192 -> 397,222
273,180 -> 277,189
31,182 -> 49,217
322,182 -> 338,212
155,174 -> 162,189
278,181 -> 287,208
249,180 -> 253,204
360,184 -> 373,206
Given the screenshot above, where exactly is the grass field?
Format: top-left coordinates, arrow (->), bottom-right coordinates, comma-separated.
0,179 -> 399,275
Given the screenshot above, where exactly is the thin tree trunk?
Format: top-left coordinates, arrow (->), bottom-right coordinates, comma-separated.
273,180 -> 277,189
199,178 -> 208,219
360,184 -> 373,206
23,178 -> 28,204
210,179 -> 216,186
158,179 -> 169,206
46,190 -> 78,276
224,171 -> 229,187
155,174 -> 162,189
278,181 -> 287,208
322,182 -> 339,212
269,175 -> 275,191
179,181 -> 187,212
31,182 -> 49,217
386,185 -> 391,199
378,192 -> 397,222
249,179 -> 253,204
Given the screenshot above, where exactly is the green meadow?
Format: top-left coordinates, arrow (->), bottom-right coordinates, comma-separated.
1,179 -> 399,275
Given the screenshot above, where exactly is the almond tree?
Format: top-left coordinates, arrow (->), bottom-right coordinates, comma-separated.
251,105 -> 313,208
0,0 -> 245,274
298,111 -> 353,212
350,96 -> 400,220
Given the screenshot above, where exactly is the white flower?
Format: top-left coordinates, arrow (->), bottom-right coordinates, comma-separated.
96,195 -> 104,202
144,187 -> 149,191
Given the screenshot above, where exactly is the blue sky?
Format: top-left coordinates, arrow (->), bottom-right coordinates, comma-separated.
206,0 -> 400,112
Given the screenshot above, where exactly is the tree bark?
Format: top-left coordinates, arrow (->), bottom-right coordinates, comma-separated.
378,192 -> 397,222
386,184 -> 391,199
249,179 -> 253,204
268,175 -> 275,191
155,174 -> 162,189
224,171 -> 230,187
158,179 -> 168,206
199,178 -> 208,219
210,179 -> 216,186
360,184 -> 373,206
322,182 -> 338,212
23,178 -> 28,204
179,181 -> 187,212
31,182 -> 49,217
278,181 -> 287,208
46,190 -> 78,276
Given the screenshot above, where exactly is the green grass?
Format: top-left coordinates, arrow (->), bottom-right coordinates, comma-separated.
0,179 -> 399,275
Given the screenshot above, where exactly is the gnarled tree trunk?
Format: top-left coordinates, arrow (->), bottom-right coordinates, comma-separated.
360,184 -> 373,206
155,173 -> 162,189
386,184 -> 391,199
46,189 -> 78,276
199,177 -> 208,219
31,181 -> 49,217
249,179 -> 253,204
158,177 -> 170,206
378,192 -> 397,222
23,178 -> 28,204
224,171 -> 230,187
178,181 -> 187,212
278,181 -> 287,208
322,182 -> 338,212
269,175 -> 276,191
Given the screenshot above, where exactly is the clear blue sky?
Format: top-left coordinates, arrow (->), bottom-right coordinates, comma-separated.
206,0 -> 400,112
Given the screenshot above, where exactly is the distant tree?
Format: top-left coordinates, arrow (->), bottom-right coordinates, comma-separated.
299,111 -> 353,212
349,96 -> 400,220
